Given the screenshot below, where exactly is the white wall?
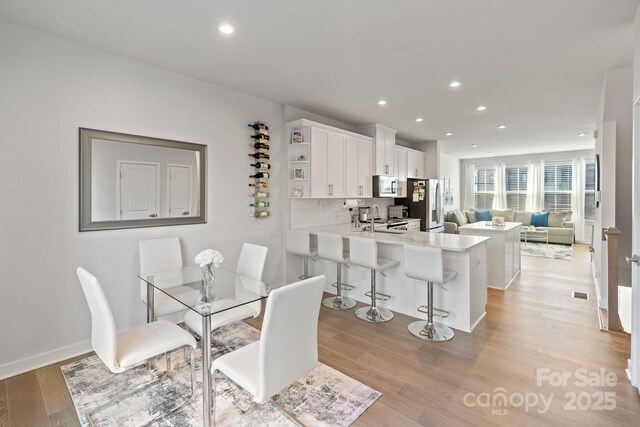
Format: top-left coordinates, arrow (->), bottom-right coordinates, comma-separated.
0,21 -> 287,378
439,152 -> 461,210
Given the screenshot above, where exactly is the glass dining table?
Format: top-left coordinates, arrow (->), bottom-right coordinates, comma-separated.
138,265 -> 270,427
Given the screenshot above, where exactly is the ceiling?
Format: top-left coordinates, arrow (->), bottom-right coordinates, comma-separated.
1,0 -> 637,158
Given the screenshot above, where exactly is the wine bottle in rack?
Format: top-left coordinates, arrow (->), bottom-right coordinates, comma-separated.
252,211 -> 270,218
249,172 -> 270,179
248,182 -> 268,188
248,152 -> 270,160
250,201 -> 270,208
248,122 -> 269,131
250,134 -> 270,141
250,162 -> 271,169
249,142 -> 270,150
252,191 -> 270,198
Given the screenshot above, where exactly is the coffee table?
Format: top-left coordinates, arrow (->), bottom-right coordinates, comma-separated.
520,226 -> 549,246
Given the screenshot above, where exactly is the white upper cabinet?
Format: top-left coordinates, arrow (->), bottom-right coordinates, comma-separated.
394,146 -> 408,197
311,127 -> 345,197
358,124 -> 397,176
407,148 -> 425,178
345,136 -> 373,197
289,119 -> 372,199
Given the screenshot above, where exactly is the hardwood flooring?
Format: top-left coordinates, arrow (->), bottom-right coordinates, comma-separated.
1,244 -> 638,426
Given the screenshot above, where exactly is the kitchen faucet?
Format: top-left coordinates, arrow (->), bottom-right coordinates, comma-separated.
371,204 -> 380,234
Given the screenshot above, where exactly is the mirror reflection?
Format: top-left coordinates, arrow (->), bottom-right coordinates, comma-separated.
80,128 -> 206,231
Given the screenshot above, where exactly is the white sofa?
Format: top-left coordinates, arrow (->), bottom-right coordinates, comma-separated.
444,208 -> 574,245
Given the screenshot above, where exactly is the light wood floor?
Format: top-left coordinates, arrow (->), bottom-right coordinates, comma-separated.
1,244 -> 638,426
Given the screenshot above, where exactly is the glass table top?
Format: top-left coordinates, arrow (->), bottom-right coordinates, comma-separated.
138,265 -> 270,317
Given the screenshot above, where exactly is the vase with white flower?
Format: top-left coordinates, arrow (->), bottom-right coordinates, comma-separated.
194,249 -> 224,313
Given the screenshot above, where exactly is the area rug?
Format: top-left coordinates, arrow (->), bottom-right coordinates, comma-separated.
61,322 -> 381,426
521,242 -> 573,260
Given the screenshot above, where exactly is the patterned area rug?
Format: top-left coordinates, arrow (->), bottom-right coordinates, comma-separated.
521,242 -> 573,260
61,322 -> 381,426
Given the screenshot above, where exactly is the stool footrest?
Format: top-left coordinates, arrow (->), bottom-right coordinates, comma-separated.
365,291 -> 391,301
331,282 -> 355,290
417,305 -> 449,318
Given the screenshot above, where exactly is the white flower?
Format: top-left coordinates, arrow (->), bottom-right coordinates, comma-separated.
195,249 -> 224,268
211,250 -> 224,268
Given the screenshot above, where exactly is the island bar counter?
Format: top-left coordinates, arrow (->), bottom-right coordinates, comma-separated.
294,224 -> 490,333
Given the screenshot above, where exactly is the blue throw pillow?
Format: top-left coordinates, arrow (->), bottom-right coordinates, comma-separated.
475,210 -> 492,221
530,212 -> 549,227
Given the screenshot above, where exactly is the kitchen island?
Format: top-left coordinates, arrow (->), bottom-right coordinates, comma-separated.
295,224 -> 490,333
458,221 -> 521,290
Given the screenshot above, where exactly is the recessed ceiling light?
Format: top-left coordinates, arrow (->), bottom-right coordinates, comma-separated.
487,152 -> 493,155
578,132 -> 587,137
449,81 -> 462,88
472,144 -> 478,148
217,23 -> 235,34
578,143 -> 585,147
497,124 -> 507,129
416,117 -> 424,122
378,99 -> 387,105
476,105 -> 487,111
445,132 -> 453,136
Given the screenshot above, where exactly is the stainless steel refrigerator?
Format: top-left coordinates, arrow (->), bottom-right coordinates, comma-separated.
395,178 -> 444,232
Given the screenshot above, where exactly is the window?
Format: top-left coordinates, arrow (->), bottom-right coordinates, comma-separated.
506,166 -> 528,211
544,162 -> 572,212
474,168 -> 495,209
585,161 -> 596,221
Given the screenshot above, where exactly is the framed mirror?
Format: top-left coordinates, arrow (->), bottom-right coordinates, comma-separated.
80,128 -> 206,231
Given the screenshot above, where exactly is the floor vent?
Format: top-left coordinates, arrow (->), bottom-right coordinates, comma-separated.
572,291 -> 589,300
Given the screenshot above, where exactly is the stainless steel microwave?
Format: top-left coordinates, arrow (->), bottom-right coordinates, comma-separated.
372,175 -> 398,198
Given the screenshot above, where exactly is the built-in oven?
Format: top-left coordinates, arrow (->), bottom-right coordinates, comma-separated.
372,175 -> 398,198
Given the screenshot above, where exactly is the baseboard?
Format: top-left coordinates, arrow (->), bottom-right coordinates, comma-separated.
0,340 -> 92,381
470,311 -> 487,332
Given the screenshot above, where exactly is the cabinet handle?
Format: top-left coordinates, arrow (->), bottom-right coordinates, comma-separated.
385,164 -> 389,174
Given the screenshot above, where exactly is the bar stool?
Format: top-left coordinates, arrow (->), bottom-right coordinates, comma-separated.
349,236 -> 399,322
286,230 -> 317,279
317,233 -> 356,310
403,245 -> 457,341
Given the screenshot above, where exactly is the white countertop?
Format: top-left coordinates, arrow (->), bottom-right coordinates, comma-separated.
458,221 -> 522,232
304,224 -> 489,252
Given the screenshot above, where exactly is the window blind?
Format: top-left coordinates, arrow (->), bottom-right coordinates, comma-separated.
585,161 -> 596,221
544,162 -> 572,212
506,166 -> 527,210
474,168 -> 495,210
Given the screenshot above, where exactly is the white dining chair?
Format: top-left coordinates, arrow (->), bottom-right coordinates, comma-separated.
139,237 -> 199,322
210,275 -> 326,424
76,267 -> 197,424
183,243 -> 268,337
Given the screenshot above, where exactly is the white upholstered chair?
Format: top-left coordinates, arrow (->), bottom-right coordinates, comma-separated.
183,243 -> 268,337
349,236 -> 399,322
76,267 -> 197,422
211,275 -> 326,423
403,245 -> 457,341
286,230 -> 317,279
139,237 -> 199,322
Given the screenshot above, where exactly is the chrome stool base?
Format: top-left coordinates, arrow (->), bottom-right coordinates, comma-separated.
323,296 -> 356,310
355,306 -> 394,323
408,320 -> 454,342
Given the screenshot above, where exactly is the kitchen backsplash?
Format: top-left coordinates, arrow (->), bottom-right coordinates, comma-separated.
290,198 -> 396,229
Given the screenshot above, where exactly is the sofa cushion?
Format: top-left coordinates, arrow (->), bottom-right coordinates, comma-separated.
490,209 -> 515,222
475,210 -> 492,221
515,211 -> 532,226
544,227 -> 574,237
548,211 -> 572,227
464,210 -> 477,223
446,209 -> 468,226
531,212 -> 549,227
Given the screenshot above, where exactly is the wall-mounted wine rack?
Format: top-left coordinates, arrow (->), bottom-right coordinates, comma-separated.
248,121 -> 270,218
